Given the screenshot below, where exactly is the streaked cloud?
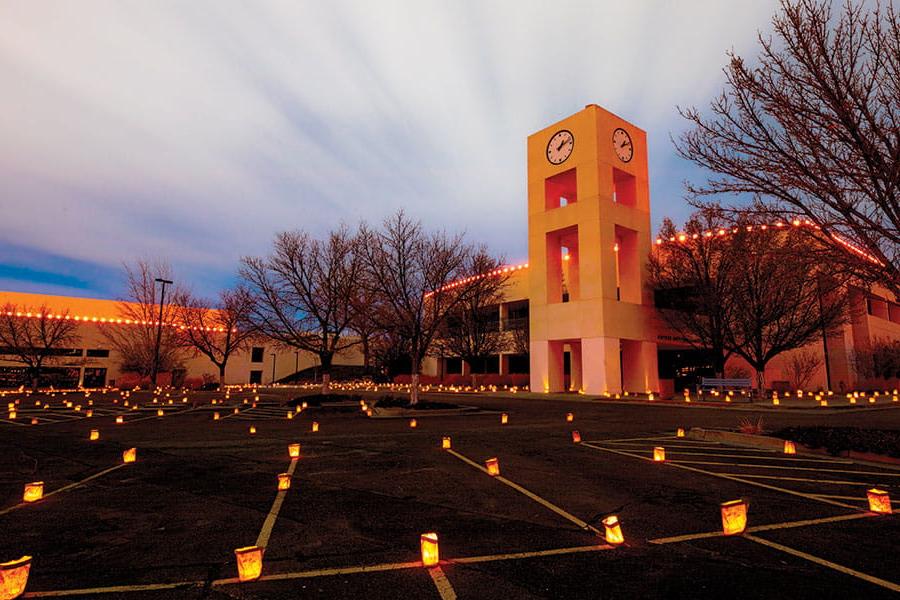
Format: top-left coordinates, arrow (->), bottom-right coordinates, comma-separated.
0,0 -> 779,297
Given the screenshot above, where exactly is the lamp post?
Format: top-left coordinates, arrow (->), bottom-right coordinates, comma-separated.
150,278 -> 174,388
271,353 -> 277,385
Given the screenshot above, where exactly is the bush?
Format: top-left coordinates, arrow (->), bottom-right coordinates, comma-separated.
182,377 -> 206,390
772,427 -> 900,458
372,395 -> 460,410
392,374 -> 442,385
287,393 -> 361,407
115,371 -> 175,389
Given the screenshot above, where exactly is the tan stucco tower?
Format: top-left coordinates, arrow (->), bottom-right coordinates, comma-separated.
528,105 -> 660,394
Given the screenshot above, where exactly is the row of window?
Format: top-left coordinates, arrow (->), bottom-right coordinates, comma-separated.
0,347 -> 110,358
865,296 -> 900,324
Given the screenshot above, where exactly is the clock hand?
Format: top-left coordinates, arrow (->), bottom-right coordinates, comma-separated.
557,139 -> 566,151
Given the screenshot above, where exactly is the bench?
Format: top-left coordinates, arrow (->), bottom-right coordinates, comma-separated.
699,377 -> 752,392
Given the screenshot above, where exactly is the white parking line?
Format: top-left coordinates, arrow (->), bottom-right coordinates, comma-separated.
723,474 -> 895,487
649,512 -> 875,544
579,442 -> 861,510
445,449 -> 603,535
668,460 -> 900,477
256,459 -> 299,549
651,451 -> 854,464
744,534 -> 900,593
0,463 -> 130,516
428,567 -> 457,600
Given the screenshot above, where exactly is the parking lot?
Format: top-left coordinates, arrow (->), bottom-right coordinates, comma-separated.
1,389 -> 898,599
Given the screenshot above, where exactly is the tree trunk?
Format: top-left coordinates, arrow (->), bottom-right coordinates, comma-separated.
362,338 -> 370,375
755,368 -> 766,399
31,364 -> 40,392
410,373 -> 420,405
218,364 -> 226,388
714,352 -> 726,379
319,353 -> 333,395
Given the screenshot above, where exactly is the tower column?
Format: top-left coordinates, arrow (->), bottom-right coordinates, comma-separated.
530,340 -> 565,393
569,342 -> 583,392
582,336 -> 621,395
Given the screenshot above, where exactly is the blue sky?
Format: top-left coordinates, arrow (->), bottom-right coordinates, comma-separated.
0,1 -> 780,300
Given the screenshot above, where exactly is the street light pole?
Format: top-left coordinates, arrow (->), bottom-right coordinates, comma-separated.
271,353 -> 277,385
151,277 -> 174,388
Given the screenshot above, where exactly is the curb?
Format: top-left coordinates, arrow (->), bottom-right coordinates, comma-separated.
687,427 -> 900,469
687,427 -> 785,451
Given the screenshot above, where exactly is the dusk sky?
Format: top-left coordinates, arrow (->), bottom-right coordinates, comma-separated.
1,1 -> 780,300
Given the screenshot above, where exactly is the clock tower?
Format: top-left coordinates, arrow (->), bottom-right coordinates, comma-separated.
527,104 -> 659,394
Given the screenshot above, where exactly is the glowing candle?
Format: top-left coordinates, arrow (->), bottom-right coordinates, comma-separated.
22,482 -> 43,503
867,489 -> 892,514
234,546 -> 263,582
653,447 -> 666,462
0,556 -> 32,600
602,515 -> 624,545
721,500 -> 748,535
288,443 -> 301,458
420,532 -> 439,567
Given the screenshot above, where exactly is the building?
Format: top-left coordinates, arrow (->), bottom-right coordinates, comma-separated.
423,105 -> 900,393
2,105 -> 898,392
0,290 -> 361,388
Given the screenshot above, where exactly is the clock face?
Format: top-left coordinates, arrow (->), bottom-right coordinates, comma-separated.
613,128 -> 633,163
546,130 -> 574,165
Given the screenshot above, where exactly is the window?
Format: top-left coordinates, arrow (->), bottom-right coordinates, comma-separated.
445,358 -> 463,375
614,225 -> 640,303
251,347 -> 264,363
86,349 -> 110,358
612,168 -> 636,207
507,354 -> 530,374
545,168 -> 577,209
546,226 -> 579,303
249,370 -> 263,384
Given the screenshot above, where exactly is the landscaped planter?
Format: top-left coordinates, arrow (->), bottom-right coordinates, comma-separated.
369,405 -> 482,418
690,427 -> 900,466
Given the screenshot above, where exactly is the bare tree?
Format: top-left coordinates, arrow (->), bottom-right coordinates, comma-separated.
433,249 -> 511,380
100,260 -> 186,382
348,285 -> 385,376
852,338 -> 900,380
723,224 -> 848,392
240,226 -> 363,393
174,288 -> 257,388
508,318 -> 530,357
648,210 -> 848,393
648,209 -> 740,377
785,348 -> 824,389
0,304 -> 81,390
360,211 -> 479,404
676,0 -> 900,293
